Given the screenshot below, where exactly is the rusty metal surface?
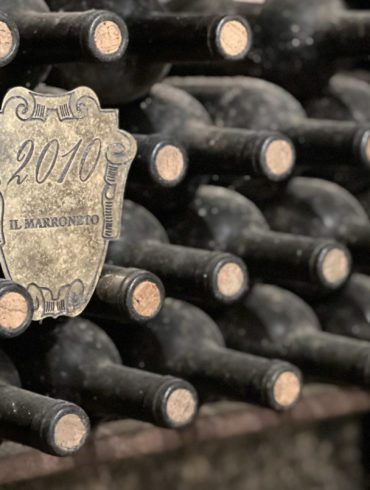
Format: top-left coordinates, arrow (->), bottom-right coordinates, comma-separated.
0,385 -> 368,485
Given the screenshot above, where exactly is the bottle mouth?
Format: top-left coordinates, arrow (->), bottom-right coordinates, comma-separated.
0,14 -> 19,67
210,255 -> 249,304
264,365 -> 303,411
152,141 -> 188,187
258,136 -> 296,181
0,282 -> 33,338
45,403 -> 90,456
127,272 -> 165,322
213,16 -> 252,61
314,244 -> 352,289
155,379 -> 199,428
87,11 -> 129,62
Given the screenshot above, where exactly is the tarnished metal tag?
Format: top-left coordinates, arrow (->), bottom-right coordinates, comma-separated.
0,86 -> 136,320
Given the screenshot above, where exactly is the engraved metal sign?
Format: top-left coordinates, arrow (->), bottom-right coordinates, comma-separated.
0,86 -> 136,320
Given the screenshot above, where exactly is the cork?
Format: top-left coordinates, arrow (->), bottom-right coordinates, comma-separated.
0,292 -> 29,331
93,20 -> 123,55
273,371 -> 301,408
216,262 -> 245,298
322,248 -> 350,286
155,145 -> 185,183
132,280 -> 162,318
265,140 -> 295,177
166,388 -> 197,425
218,20 -> 249,58
53,413 -> 87,451
0,21 -> 14,60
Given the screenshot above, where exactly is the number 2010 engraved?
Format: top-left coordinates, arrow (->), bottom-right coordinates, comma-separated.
9,138 -> 102,185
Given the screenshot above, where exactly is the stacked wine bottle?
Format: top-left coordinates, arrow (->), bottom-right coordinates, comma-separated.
0,0 -> 370,458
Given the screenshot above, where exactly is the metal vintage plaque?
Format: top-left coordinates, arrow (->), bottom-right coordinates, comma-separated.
0,86 -> 136,320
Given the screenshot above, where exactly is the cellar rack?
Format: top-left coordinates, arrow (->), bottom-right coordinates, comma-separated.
0,385 -> 369,485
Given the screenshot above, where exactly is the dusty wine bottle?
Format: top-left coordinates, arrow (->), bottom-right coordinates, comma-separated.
85,265 -> 165,323
166,185 -> 351,292
0,348 -> 90,456
167,76 -> 370,171
259,177 -> 370,269
5,318 -> 198,429
170,0 -> 370,100
0,0 -> 128,94
216,283 -> 370,387
105,298 -> 302,411
131,134 -> 188,188
120,84 -> 296,181
0,279 -> 34,338
312,274 -> 370,341
107,200 -> 249,307
46,0 -> 251,104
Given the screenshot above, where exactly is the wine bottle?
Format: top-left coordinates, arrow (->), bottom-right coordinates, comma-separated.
0,279 -> 34,338
0,0 -> 128,95
105,298 -> 303,411
167,76 -> 370,171
131,134 -> 188,188
120,84 -> 296,181
46,0 -> 251,105
216,283 -> 370,387
166,185 -> 351,292
170,0 -> 370,101
312,274 -> 370,341
107,200 -> 249,307
85,265 -> 165,323
0,348 -> 90,456
5,318 -> 198,429
258,177 -> 370,269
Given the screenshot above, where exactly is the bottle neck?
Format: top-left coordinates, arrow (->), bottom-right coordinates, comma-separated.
15,10 -> 127,63
327,11 -> 370,58
182,123 -> 294,180
76,362 -> 196,428
176,344 -> 301,410
286,330 -> 370,386
233,229 -> 349,290
324,320 -> 370,342
86,266 -> 164,323
0,384 -> 89,456
118,240 -> 247,306
284,118 -> 370,168
226,326 -> 370,387
126,14 -> 251,62
338,222 -> 370,267
131,134 -> 188,188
